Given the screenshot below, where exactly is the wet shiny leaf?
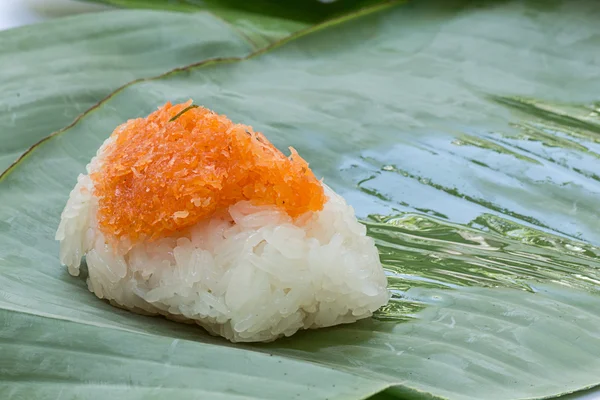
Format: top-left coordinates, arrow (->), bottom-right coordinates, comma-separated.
1,1 -> 600,399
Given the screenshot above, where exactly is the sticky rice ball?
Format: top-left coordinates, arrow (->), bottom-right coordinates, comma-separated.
56,101 -> 389,342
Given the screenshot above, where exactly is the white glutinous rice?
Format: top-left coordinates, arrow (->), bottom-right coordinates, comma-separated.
56,112 -> 389,343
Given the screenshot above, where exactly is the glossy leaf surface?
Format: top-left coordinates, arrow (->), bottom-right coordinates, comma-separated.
1,1 -> 600,399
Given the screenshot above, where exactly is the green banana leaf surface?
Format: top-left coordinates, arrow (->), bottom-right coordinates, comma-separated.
1,1 -> 600,400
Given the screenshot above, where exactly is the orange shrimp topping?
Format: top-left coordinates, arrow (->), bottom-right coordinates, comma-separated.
91,100 -> 325,242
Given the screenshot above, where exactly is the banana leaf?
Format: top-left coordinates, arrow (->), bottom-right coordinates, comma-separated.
1,1 -> 600,400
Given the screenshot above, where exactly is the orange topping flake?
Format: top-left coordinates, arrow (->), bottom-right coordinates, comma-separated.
92,100 -> 325,242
